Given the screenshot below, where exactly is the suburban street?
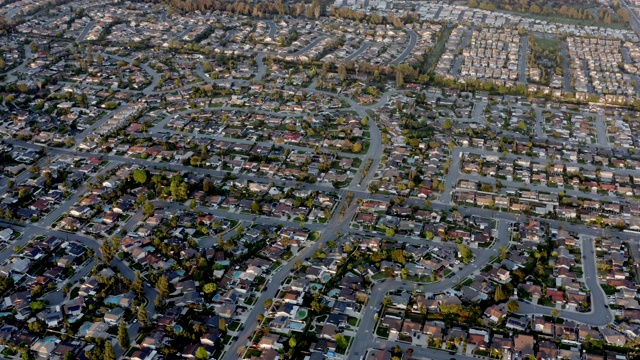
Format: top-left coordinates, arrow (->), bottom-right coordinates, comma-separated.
393,28 -> 417,66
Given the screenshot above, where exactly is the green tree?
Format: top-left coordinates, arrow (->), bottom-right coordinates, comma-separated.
195,347 -> 208,360
264,299 -> 273,309
138,305 -> 148,327
443,119 -> 452,130
118,318 -> 130,348
203,283 -> 217,294
156,275 -> 169,298
457,243 -> 473,264
143,202 -> 155,215
133,169 -> 148,184
335,333 -> 348,349
390,249 -> 406,265
100,239 -> 114,264
132,271 -> 144,295
499,246 -> 508,260
494,284 -> 509,302
103,341 -> 116,360
251,201 -> 260,214
507,300 -> 520,313
289,337 -> 297,348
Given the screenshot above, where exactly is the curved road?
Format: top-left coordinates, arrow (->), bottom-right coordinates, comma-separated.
345,41 -> 371,63
393,28 -> 417,66
266,20 -> 277,38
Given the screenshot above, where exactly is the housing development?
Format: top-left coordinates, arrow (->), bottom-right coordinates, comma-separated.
1,0 -> 640,360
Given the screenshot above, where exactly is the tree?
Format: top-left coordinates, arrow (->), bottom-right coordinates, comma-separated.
499,246 -> 508,260
382,296 -> 393,308
103,341 -> 116,360
457,244 -> 473,264
138,305 -> 148,327
203,283 -> 217,294
251,201 -> 260,214
156,275 -> 169,298
400,268 -> 408,279
390,249 -> 406,264
257,313 -> 265,322
550,309 -> 561,320
264,299 -> 273,309
507,300 -> 520,313
237,346 -> 246,357
351,142 -> 363,153
132,271 -> 144,295
443,119 -> 452,130
395,70 -> 404,87
335,333 -> 348,349
189,199 -> 197,210
195,347 -> 208,360
100,240 -> 114,264
118,318 -> 130,348
289,336 -> 297,348
143,202 -> 155,215
494,284 -> 509,302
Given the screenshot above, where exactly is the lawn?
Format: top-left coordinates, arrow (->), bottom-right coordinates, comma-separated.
228,321 -> 241,331
347,317 -> 358,326
376,326 -> 389,339
534,37 -> 559,51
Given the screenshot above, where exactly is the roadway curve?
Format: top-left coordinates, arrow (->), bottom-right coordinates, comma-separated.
393,28 -> 417,66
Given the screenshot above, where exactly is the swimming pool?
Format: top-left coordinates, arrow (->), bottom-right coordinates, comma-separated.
105,295 -> 123,305
78,322 -> 92,335
289,322 -> 304,331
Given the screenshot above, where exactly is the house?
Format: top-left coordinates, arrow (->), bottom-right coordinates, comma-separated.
318,323 -> 338,340
513,334 -> 534,357
484,304 -> 505,323
104,307 -> 125,325
600,327 -> 626,346
380,315 -> 402,333
258,334 -> 281,350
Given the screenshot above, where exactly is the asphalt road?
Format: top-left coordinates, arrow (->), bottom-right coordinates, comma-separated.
103,53 -> 161,95
2,44 -> 33,85
73,104 -> 133,147
76,21 -> 96,43
594,109 -> 609,146
560,41 -> 572,92
516,234 -> 612,325
350,220 -> 511,358
518,35 -> 528,83
345,41 -> 371,63
620,0 -> 640,38
393,28 -> 417,66
266,20 -> 277,38
254,53 -> 266,81
39,161 -> 120,228
223,201 -> 360,360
